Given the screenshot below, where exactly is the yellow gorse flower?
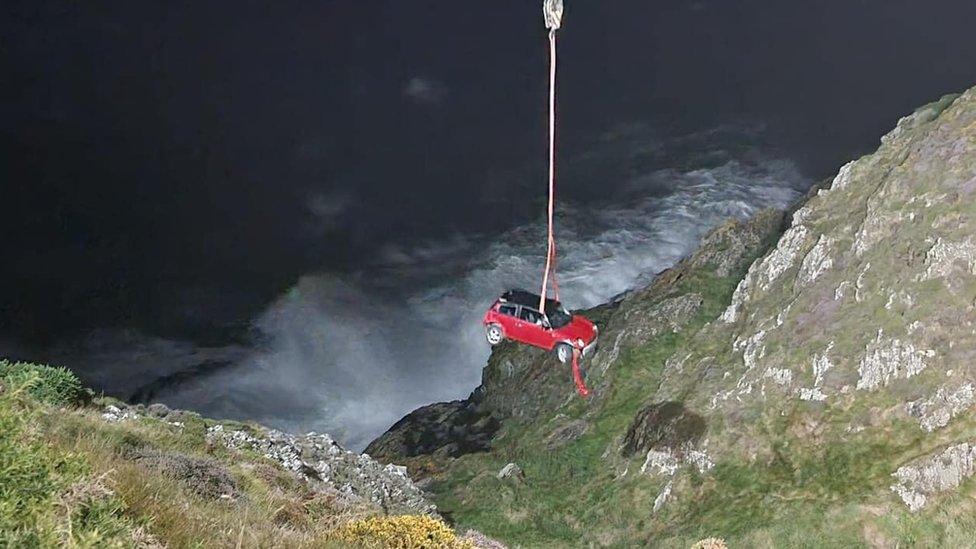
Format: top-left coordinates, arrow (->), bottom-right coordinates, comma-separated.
330,515 -> 474,549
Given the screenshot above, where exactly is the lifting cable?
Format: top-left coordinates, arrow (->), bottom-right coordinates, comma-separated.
541,1 -> 590,399
539,0 -> 563,316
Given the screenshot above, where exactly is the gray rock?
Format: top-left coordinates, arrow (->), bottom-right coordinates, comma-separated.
855,329 -> 932,391
365,399 -> 500,462
497,462 -> 524,481
461,529 -> 509,549
891,441 -> 976,512
101,404 -> 139,422
206,424 -> 436,515
906,384 -> 975,432
622,401 -> 706,457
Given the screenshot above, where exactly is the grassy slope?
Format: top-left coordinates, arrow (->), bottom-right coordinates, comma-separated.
428,267 -> 760,546
426,197 -> 976,547
432,288 -> 976,547
0,362 -> 473,548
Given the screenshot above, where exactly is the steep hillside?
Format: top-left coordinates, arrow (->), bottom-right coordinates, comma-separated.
369,87 -> 976,547
0,360 -> 491,547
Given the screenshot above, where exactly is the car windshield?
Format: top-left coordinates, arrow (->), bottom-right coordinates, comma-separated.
548,307 -> 572,329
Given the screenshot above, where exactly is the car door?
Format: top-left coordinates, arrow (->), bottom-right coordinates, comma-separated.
517,307 -> 553,349
495,303 -> 520,338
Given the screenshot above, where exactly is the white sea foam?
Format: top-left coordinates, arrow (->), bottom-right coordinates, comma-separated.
48,129 -> 808,450
150,153 -> 804,449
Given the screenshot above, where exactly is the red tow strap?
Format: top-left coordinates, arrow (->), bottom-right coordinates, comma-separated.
540,3 -> 586,400
571,348 -> 590,398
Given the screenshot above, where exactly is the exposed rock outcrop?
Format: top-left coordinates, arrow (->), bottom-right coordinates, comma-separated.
101,402 -> 436,516
621,401 -> 705,457
365,396 -> 499,465
891,442 -> 976,512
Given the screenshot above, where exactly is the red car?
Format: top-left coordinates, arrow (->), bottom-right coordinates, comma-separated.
483,289 -> 598,364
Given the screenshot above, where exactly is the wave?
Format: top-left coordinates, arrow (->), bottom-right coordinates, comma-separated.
150,151 -> 807,450
42,127 -> 809,451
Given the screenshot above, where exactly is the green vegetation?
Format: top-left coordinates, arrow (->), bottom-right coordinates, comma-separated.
426,274 -> 975,547
0,379 -> 138,547
0,363 -> 461,547
429,269 -> 751,547
0,359 -> 86,406
419,200 -> 976,547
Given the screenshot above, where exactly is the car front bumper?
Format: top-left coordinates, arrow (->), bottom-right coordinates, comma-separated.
581,326 -> 599,357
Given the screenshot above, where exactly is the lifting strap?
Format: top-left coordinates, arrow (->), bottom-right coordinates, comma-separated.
539,0 -> 563,315
572,348 -> 590,398
541,0 -> 589,399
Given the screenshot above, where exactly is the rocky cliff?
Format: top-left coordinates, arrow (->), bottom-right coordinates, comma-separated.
369,87 -> 976,547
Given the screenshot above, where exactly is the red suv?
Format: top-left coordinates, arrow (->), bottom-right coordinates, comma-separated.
483,289 -> 598,363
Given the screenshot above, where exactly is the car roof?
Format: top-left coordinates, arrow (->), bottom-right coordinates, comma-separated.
499,289 -> 563,312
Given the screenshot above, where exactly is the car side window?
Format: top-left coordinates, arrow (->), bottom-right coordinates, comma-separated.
519,308 -> 543,325
499,304 -> 518,317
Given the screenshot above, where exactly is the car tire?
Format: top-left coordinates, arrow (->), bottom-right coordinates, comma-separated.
485,324 -> 504,346
555,343 -> 574,364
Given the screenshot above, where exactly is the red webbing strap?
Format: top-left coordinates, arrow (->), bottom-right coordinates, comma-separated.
550,240 -> 560,302
572,348 -> 590,398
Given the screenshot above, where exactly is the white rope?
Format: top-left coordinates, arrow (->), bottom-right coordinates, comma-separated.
539,25 -> 558,314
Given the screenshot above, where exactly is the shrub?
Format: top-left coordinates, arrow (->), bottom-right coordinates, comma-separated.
330,515 -> 473,548
0,359 -> 85,406
0,381 -> 137,546
0,384 -> 64,545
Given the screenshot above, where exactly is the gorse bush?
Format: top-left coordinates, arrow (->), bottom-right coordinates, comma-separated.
0,359 -> 85,406
0,383 -> 65,546
0,380 -> 138,546
330,515 -> 474,548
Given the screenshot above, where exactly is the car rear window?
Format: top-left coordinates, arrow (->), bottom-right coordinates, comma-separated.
499,304 -> 518,317
548,307 -> 572,328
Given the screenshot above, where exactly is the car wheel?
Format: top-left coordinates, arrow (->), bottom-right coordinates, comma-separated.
556,343 -> 573,364
485,324 -> 504,345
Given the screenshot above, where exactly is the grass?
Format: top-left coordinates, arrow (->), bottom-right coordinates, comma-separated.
0,378 -> 139,547
429,269 -> 749,547
423,235 -> 976,547
0,362 -> 468,547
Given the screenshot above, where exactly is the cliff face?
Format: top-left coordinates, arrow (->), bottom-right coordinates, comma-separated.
367,208 -> 785,467
369,88 -> 976,547
653,90 -> 976,515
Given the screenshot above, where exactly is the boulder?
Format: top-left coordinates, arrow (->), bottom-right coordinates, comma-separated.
496,463 -> 524,481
